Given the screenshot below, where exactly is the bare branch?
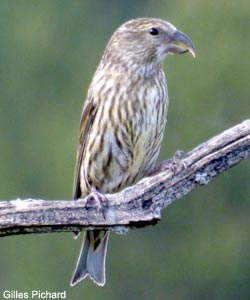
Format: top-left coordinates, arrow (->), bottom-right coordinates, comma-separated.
0,120 -> 249,237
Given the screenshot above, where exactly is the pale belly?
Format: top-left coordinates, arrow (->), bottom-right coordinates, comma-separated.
81,94 -> 168,195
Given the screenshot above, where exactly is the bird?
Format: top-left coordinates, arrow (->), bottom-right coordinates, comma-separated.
70,17 -> 195,287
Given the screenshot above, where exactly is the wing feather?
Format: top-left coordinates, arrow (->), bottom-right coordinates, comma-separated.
73,97 -> 97,200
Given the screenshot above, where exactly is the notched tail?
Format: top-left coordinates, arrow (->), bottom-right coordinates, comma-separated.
70,231 -> 109,287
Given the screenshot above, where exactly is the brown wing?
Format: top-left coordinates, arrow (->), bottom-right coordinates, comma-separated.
73,97 -> 97,200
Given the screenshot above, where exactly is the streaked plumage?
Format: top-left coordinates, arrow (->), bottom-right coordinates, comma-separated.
71,18 -> 195,287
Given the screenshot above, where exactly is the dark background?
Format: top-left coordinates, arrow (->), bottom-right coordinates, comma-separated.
0,1 -> 249,299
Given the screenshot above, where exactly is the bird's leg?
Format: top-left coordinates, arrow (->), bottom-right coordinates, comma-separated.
86,187 -> 108,219
173,150 -> 187,162
146,150 -> 187,177
172,150 -> 188,171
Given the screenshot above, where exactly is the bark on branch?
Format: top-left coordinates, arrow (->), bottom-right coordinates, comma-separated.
0,120 -> 249,237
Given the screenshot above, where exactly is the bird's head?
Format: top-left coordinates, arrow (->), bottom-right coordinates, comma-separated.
102,18 -> 195,75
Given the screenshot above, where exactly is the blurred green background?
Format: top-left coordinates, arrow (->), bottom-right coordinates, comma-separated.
0,1 -> 249,299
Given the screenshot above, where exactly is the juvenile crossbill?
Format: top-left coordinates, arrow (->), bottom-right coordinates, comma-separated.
71,18 -> 195,287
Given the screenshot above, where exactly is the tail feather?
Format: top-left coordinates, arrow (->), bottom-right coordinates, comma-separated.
71,231 -> 109,286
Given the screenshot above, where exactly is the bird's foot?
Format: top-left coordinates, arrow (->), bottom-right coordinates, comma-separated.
146,150 -> 187,177
172,150 -> 187,172
86,188 -> 108,219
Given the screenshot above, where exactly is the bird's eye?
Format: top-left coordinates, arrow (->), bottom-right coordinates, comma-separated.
149,28 -> 159,36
